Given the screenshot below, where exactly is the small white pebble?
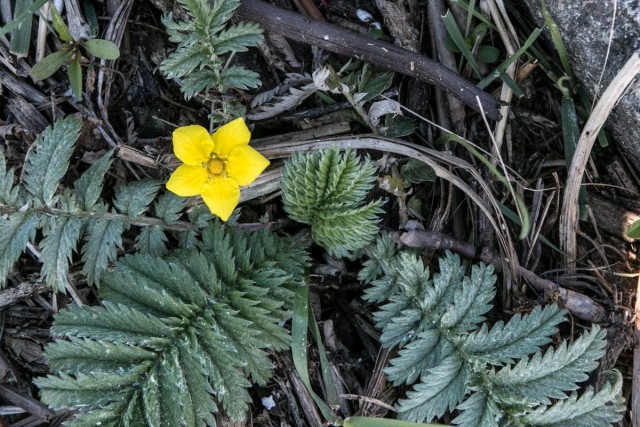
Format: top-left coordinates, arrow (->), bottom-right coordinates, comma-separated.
262,396 -> 276,410
356,9 -> 374,23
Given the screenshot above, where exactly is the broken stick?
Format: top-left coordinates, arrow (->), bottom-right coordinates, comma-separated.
236,0 -> 503,120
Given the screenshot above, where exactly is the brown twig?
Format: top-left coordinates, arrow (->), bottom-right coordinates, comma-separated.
235,0 -> 502,120
395,229 -> 606,323
0,281 -> 49,310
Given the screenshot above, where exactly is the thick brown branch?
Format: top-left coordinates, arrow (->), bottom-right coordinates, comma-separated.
236,0 -> 502,120
394,229 -> 606,323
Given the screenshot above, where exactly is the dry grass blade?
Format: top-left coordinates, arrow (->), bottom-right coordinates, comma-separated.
485,0 -> 518,153
560,51 -> 640,269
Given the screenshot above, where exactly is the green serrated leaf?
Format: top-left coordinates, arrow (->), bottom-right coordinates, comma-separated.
49,4 -> 73,41
82,39 -> 120,59
357,65 -> 393,103
523,370 -> 625,427
211,22 -> 262,54
221,66 -> 261,91
113,180 -> 161,218
401,158 -> 436,184
23,116 -> 83,206
0,211 -> 40,287
463,305 -> 566,365
38,224 -> 309,424
73,149 -> 114,211
135,226 -> 168,257
31,47 -> 73,80
442,10 -> 482,78
491,326 -> 607,407
0,151 -> 20,206
154,191 -> 187,224
398,355 -> 468,423
41,215 -> 82,293
68,56 -> 82,101
81,219 -> 125,286
160,44 -> 210,79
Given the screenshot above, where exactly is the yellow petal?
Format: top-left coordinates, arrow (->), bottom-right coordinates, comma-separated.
173,125 -> 214,165
211,117 -> 251,158
201,177 -> 240,221
166,164 -> 207,196
226,145 -> 270,186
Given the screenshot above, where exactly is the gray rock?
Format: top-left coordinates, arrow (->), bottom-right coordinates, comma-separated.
522,0 -> 640,168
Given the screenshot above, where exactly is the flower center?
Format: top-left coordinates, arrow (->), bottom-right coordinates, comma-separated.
207,158 -> 225,176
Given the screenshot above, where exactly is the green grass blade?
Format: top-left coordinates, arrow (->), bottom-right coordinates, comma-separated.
477,28 -> 542,90
292,282 -> 335,420
441,10 -> 482,78
465,0 -> 476,37
448,0 -> 496,30
9,0 -> 36,55
497,201 -> 562,254
308,305 -> 339,407
82,0 -> 99,36
0,0 -> 46,37
441,134 -> 531,239
498,72 -> 523,97
541,0 -> 573,79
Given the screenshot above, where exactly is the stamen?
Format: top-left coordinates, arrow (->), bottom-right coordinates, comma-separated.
207,158 -> 225,175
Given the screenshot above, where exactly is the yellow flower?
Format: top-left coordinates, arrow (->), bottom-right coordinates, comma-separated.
166,118 -> 269,221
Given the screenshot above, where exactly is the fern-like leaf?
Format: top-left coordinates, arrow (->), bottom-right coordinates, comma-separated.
490,326 -> 607,407
40,208 -> 82,292
522,370 -> 626,426
159,44 -> 210,79
452,390 -> 501,427
0,150 -> 19,206
160,0 -> 262,99
73,149 -> 114,211
358,232 -> 398,288
154,191 -> 187,224
0,211 -> 40,287
440,262 -> 495,332
397,355 -> 468,423
113,180 -> 161,218
281,148 -> 383,256
213,22 -> 263,54
462,305 -> 567,365
221,65 -> 261,90
81,218 -> 125,286
23,116 -> 82,207
135,226 -> 168,257
362,251 -> 624,426
312,203 -> 384,257
385,330 -> 451,385
38,223 -> 309,425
